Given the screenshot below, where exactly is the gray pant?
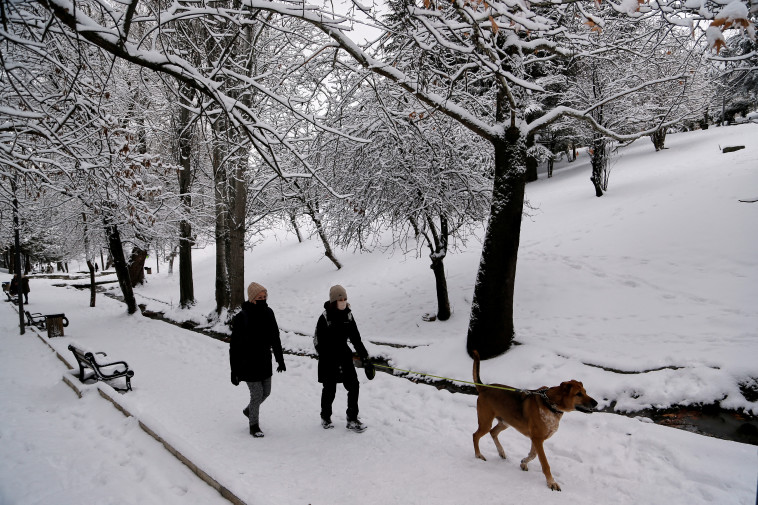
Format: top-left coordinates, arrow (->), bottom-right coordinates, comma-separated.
246,377 -> 272,426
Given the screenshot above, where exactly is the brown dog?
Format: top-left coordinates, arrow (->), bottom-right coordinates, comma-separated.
471,351 -> 597,491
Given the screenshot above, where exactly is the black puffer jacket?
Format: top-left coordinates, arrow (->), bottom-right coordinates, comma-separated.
314,302 -> 368,383
229,301 -> 284,383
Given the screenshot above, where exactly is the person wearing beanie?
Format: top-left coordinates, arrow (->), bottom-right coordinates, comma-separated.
229,282 -> 286,438
314,285 -> 370,433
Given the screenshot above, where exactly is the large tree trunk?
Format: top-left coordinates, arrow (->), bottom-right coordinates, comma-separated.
212,130 -> 230,314
431,258 -> 451,321
177,89 -> 195,308
105,222 -> 137,314
466,128 -> 526,359
227,158 -> 247,311
127,246 -> 147,287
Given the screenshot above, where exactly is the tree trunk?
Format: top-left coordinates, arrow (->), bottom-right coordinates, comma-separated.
306,204 -> 342,270
127,246 -> 147,287
212,123 -> 230,314
431,257 -> 451,321
650,127 -> 667,151
168,245 -> 178,274
87,260 -> 96,307
105,222 -> 137,314
590,136 -> 606,197
289,211 -> 303,243
466,128 -> 526,359
177,90 -> 195,308
82,213 -> 96,307
227,158 -> 247,311
426,214 -> 451,322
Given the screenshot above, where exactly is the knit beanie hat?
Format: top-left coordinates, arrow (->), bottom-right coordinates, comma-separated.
247,282 -> 267,301
329,285 -> 348,303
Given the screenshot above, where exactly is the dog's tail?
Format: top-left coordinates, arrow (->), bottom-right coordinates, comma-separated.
472,350 -> 484,393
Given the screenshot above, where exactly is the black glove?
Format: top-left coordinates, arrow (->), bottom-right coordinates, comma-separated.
231,372 -> 240,386
277,363 -> 286,373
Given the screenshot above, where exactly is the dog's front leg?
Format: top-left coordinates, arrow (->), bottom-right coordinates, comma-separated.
532,439 -> 560,491
520,442 -> 536,471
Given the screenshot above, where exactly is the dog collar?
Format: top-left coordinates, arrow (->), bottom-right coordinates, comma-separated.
537,390 -> 563,415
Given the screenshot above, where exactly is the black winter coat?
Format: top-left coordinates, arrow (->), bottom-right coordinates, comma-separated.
9,276 -> 28,295
229,301 -> 284,383
314,302 -> 368,384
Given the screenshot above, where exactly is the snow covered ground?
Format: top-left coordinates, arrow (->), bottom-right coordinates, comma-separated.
1,124 -> 757,504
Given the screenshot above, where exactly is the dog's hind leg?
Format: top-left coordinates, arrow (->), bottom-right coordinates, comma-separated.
473,403 -> 495,461
489,420 -> 509,459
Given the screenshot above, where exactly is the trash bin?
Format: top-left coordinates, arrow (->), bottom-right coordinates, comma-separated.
45,314 -> 68,338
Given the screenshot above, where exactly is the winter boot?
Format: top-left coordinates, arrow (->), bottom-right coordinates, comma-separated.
346,419 -> 367,433
321,417 -> 334,430
250,424 -> 264,438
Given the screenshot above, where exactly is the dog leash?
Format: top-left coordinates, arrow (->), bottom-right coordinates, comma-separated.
372,363 -> 519,392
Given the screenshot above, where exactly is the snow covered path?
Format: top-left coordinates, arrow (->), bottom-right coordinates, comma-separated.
1,286 -> 756,505
0,308 -> 232,505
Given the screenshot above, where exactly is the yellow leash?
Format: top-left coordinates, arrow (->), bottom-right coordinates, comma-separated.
372,363 -> 519,392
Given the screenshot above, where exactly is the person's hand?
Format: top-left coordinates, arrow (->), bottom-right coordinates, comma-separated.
231,372 -> 240,386
277,363 -> 286,373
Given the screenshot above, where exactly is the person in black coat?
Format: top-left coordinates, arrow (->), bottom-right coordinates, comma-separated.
9,274 -> 29,304
229,282 -> 285,438
314,285 -> 369,433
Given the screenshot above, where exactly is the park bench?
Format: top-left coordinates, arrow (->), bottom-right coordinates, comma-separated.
67,344 -> 134,392
24,311 -> 47,330
4,291 -> 18,305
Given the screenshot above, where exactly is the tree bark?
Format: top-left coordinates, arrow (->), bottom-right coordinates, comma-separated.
177,89 -> 195,308
127,246 -> 147,287
651,127 -> 667,151
306,203 -> 342,270
227,158 -> 247,311
289,211 -> 303,243
425,214 -> 451,321
87,260 -> 96,307
82,213 -> 96,307
466,128 -> 526,359
105,222 -> 137,314
431,258 -> 451,321
590,135 -> 606,197
212,128 -> 230,314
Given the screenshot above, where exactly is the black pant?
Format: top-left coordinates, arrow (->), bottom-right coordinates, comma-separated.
321,378 -> 359,421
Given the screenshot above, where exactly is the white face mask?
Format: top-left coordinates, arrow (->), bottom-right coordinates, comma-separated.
336,300 -> 347,310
